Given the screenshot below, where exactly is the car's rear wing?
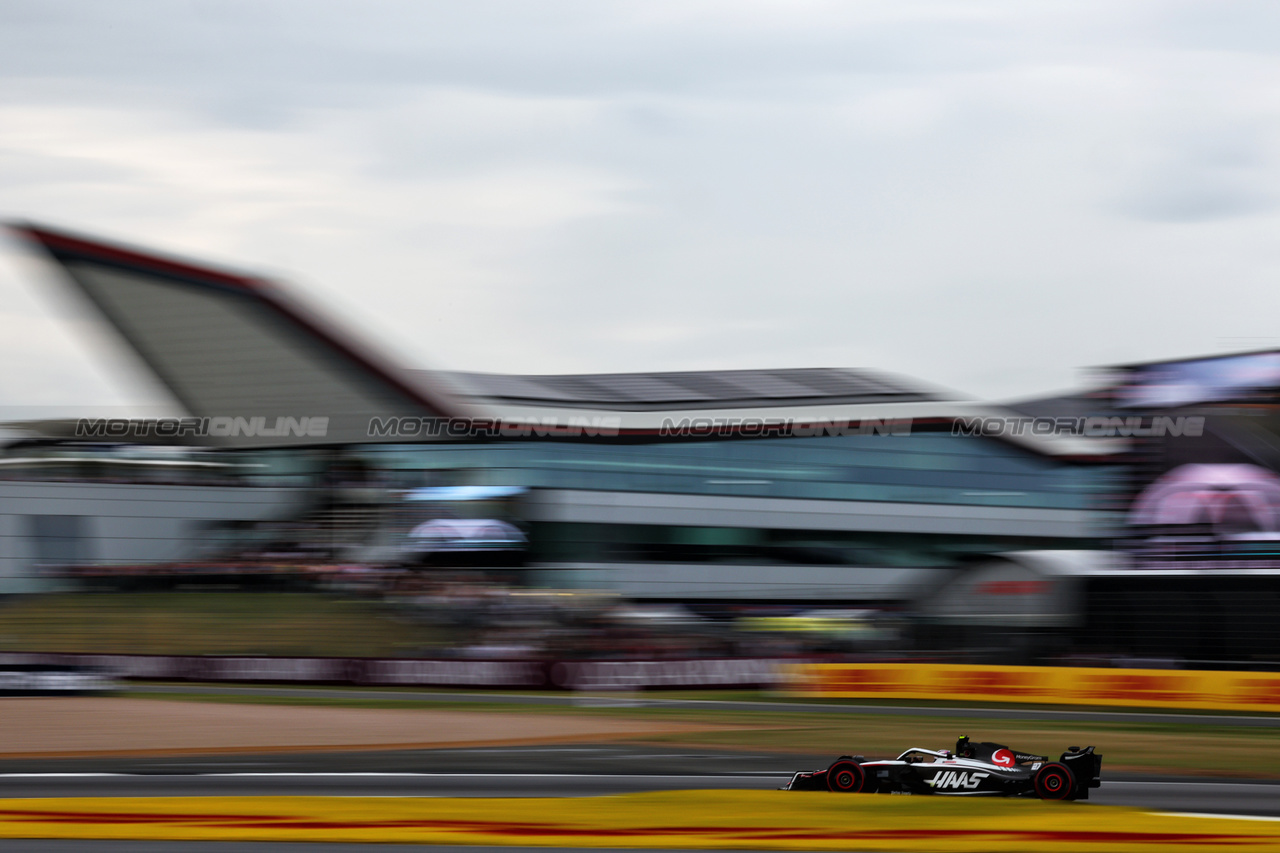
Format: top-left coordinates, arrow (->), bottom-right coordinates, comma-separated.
1060,746 -> 1102,799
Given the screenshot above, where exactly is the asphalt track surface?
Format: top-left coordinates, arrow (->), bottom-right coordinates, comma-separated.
5,689 -> 1278,850
0,744 -> 1277,816
0,772 -> 1277,816
128,682 -> 1280,728
11,842 -> 869,853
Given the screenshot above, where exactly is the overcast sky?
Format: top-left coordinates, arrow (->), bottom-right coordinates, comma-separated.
2,0 -> 1279,414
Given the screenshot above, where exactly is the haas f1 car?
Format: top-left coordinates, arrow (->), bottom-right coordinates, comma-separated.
784,736 -> 1101,800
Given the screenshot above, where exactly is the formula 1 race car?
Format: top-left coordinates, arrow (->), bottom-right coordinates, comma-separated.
783,736 -> 1101,800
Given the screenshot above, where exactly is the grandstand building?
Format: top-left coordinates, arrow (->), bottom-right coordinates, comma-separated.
0,223 -> 1121,613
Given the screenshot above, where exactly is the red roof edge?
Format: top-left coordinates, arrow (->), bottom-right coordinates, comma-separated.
8,221 -> 464,420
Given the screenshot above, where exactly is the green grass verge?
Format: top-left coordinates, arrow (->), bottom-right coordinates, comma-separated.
125,688 -> 1280,778
0,592 -> 444,656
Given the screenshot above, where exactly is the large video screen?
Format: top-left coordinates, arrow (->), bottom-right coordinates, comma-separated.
1121,424 -> 1280,570
398,485 -> 528,566
1119,352 -> 1280,409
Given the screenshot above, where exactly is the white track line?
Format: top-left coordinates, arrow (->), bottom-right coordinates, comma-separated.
1107,780 -> 1280,788
0,772 -> 787,779
1151,811 -> 1280,822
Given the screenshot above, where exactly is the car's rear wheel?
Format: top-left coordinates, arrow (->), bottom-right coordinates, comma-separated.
1034,763 -> 1075,800
825,759 -> 867,793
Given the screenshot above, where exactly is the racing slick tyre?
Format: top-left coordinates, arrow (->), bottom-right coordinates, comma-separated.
1034,762 -> 1076,801
825,759 -> 867,793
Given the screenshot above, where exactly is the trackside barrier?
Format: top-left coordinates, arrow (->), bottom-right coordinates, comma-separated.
0,653 -> 791,691
0,665 -> 111,695
784,662 -> 1280,712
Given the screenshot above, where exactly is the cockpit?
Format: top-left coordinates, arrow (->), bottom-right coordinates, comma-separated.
895,748 -> 951,764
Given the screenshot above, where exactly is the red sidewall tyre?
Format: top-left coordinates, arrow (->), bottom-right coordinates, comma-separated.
826,760 -> 866,793
1034,763 -> 1075,801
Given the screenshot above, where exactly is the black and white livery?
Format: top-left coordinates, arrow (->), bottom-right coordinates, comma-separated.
783,736 -> 1101,800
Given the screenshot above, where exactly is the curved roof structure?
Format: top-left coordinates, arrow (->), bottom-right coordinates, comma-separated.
11,222 -> 464,445
439,367 -> 942,411
8,221 -> 1121,459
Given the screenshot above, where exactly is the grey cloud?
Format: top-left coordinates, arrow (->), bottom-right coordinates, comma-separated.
4,1 -> 1280,406
1116,133 -> 1276,223
1151,0 -> 1280,56
0,2 -> 1104,124
1119,182 -> 1273,223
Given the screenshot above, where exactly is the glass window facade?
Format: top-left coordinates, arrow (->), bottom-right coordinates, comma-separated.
358,432 -> 1108,511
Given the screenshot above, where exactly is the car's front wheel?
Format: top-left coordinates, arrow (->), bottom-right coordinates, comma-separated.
1033,762 -> 1076,800
825,759 -> 867,793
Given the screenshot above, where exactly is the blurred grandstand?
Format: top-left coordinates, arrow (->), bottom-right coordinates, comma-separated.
4,222 -> 1280,668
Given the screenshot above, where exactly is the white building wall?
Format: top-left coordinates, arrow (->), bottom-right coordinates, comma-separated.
0,481 -> 309,594
0,512 -> 37,594
526,489 -> 1098,538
